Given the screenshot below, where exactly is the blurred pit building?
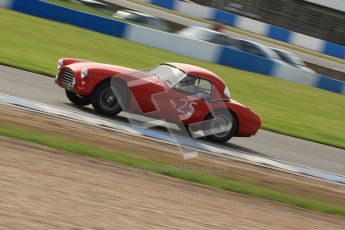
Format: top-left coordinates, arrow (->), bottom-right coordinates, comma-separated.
192,0 -> 345,45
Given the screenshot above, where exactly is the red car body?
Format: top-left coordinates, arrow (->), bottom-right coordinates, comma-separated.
55,58 -> 261,138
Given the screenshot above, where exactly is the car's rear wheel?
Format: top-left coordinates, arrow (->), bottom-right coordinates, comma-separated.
65,89 -> 91,106
92,80 -> 122,116
203,110 -> 238,143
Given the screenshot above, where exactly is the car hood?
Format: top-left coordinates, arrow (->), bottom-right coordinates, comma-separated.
66,62 -> 136,76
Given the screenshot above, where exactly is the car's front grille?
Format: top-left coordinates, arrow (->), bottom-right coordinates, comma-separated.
61,68 -> 75,86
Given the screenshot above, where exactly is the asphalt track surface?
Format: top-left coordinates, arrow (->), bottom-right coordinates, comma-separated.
1,65 -> 344,176
105,0 -> 345,72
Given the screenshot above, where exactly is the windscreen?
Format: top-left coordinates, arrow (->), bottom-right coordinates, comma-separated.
285,52 -> 306,66
146,64 -> 186,87
178,27 -> 215,41
274,49 -> 306,66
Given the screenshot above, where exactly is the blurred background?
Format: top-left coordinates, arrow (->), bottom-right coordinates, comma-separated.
197,0 -> 345,45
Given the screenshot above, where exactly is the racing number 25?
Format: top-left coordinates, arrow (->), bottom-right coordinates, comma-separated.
176,98 -> 196,115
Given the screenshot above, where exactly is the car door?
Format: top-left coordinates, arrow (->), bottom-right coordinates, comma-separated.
154,75 -> 212,124
126,72 -> 166,114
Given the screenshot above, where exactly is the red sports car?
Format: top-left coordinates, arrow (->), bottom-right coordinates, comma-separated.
55,58 -> 261,143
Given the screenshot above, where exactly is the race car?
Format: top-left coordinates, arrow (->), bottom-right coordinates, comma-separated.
55,58 -> 261,143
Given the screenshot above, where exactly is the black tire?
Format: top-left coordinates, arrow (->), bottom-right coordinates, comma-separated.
91,80 -> 122,116
203,110 -> 238,143
65,89 -> 91,106
111,79 -> 131,112
177,124 -> 193,138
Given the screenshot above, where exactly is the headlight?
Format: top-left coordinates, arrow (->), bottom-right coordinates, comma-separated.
57,59 -> 64,69
81,68 -> 88,79
224,86 -> 230,98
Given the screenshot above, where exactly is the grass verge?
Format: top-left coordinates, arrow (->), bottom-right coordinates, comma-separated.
0,8 -> 345,149
0,121 -> 344,218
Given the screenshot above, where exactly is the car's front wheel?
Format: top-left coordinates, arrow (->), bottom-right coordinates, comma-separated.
203,110 -> 238,143
91,80 -> 122,116
65,90 -> 91,106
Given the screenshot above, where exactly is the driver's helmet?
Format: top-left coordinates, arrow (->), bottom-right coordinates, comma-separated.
176,75 -> 197,94
178,75 -> 196,87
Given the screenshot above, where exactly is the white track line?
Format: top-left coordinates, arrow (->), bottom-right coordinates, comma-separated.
0,93 -> 344,184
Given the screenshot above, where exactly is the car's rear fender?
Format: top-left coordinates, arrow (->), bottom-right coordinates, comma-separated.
225,100 -> 261,136
202,100 -> 260,137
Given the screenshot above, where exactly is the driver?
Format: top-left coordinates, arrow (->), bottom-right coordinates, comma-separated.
176,75 -> 197,93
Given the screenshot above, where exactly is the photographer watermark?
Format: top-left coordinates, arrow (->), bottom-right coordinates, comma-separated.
110,65 -> 234,160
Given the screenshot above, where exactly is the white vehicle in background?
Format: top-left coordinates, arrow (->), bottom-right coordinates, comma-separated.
113,10 -> 170,31
177,28 -> 314,74
232,38 -> 288,65
177,27 -> 234,47
73,0 -> 112,14
271,48 -> 316,73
